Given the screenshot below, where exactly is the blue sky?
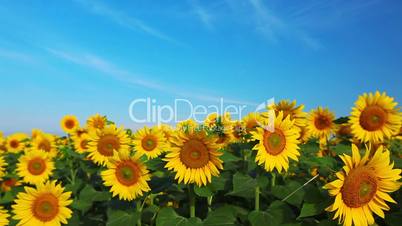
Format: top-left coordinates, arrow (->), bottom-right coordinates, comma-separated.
1,0 -> 401,134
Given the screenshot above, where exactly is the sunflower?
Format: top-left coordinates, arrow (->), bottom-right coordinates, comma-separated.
133,126 -> 169,159
242,112 -> 262,134
204,112 -> 234,148
307,107 -> 336,140
73,134 -> 89,154
71,127 -> 87,140
164,127 -> 223,186
0,178 -> 21,192
350,91 -> 402,144
0,206 -> 9,226
12,180 -> 72,226
101,151 -> 151,201
5,133 -> 28,153
87,125 -> 130,166
0,155 -> 6,179
324,144 -> 401,226
31,129 -> 43,140
158,124 -> 174,143
60,115 -> 80,134
251,111 -> 300,173
231,120 -> 246,142
176,119 -> 198,132
16,149 -> 54,185
298,126 -> 311,143
31,133 -> 58,158
267,100 -> 307,128
87,113 -> 107,130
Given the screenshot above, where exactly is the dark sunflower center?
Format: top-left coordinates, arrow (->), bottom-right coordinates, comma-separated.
314,115 -> 332,130
65,119 -> 75,129
33,193 -> 59,222
38,139 -> 51,152
10,140 -> 19,149
115,161 -> 139,186
141,136 -> 157,151
28,158 -> 46,175
97,134 -> 120,156
359,105 -> 387,131
180,139 -> 210,168
263,130 -> 286,155
341,167 -> 377,208
80,139 -> 88,150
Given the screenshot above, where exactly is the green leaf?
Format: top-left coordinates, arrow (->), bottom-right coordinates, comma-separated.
298,202 -> 328,218
227,172 -> 257,199
272,181 -> 305,207
194,185 -> 213,197
221,151 -> 241,162
156,207 -> 202,226
106,209 -> 140,226
248,201 -> 295,226
203,206 -> 237,226
71,185 -> 111,213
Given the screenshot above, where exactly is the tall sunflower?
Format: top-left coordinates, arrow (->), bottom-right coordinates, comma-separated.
251,111 -> 300,172
0,207 -> 9,226
267,99 -> 307,128
133,126 -> 169,159
350,91 -> 402,144
60,115 -> 80,134
164,127 -> 223,186
16,149 -> 54,185
307,107 -> 336,140
101,151 -> 151,201
73,134 -> 89,154
87,125 -> 130,166
12,180 -> 73,226
5,133 -> 28,153
324,144 -> 401,226
31,133 -> 58,158
87,113 -> 107,130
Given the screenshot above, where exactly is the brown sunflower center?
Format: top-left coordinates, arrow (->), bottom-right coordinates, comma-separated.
32,193 -> 59,222
97,134 -> 120,156
38,139 -> 51,152
263,130 -> 286,155
64,119 -> 75,129
314,115 -> 332,130
233,125 -> 243,138
80,139 -> 88,150
10,140 -> 19,149
28,157 -> 46,175
115,160 -> 139,186
341,167 -> 378,208
93,118 -> 105,129
141,135 -> 157,151
359,105 -> 387,131
180,139 -> 210,168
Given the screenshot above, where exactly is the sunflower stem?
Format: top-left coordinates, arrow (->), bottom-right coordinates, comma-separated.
188,184 -> 196,218
271,172 -> 276,188
255,185 -> 260,211
136,201 -> 142,226
207,195 -> 213,212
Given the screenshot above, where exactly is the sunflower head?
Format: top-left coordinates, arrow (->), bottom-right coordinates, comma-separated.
324,144 -> 401,226
87,113 -> 107,130
0,206 -> 9,226
60,115 -> 80,134
231,120 -> 246,142
350,91 -> 402,144
31,133 -> 57,158
31,129 -> 43,140
268,100 -> 307,128
165,128 -> 223,186
5,133 -> 28,153
12,181 -> 72,225
251,111 -> 300,172
87,125 -> 130,166
73,134 -> 89,154
307,107 -> 335,140
16,149 -> 54,185
133,126 -> 169,159
101,151 -> 151,201
242,112 -> 262,134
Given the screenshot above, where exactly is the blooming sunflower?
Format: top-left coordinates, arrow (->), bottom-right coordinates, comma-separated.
31,133 -> 58,158
298,126 -> 311,143
164,127 -> 223,186
101,151 -> 151,201
0,206 -> 9,226
87,125 -> 130,166
251,111 -> 300,172
324,144 -> 401,226
73,134 -> 89,154
231,120 -> 246,142
176,119 -> 198,132
133,126 -> 169,159
204,112 -> 234,148
16,149 -> 54,185
5,133 -> 28,153
242,112 -> 262,134
12,180 -> 73,226
60,115 -> 80,134
350,91 -> 402,144
0,155 -> 6,179
307,107 -> 336,140
87,113 -> 107,130
267,99 -> 307,128
31,129 -> 43,140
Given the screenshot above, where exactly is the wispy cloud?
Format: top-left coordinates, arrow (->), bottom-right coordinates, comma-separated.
189,0 -> 214,30
47,48 -> 257,106
74,0 -> 184,46
0,48 -> 36,64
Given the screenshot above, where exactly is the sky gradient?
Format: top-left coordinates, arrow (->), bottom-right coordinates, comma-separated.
1,0 -> 402,134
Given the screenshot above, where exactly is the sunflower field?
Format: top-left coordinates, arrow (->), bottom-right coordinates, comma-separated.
0,91 -> 401,226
